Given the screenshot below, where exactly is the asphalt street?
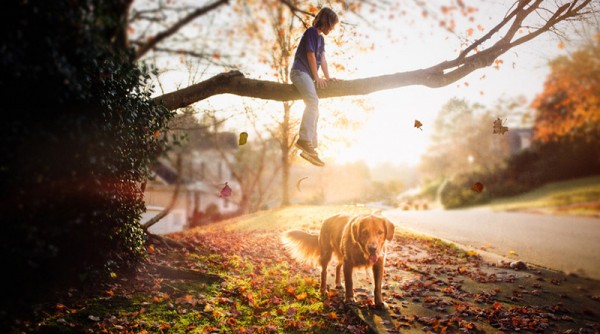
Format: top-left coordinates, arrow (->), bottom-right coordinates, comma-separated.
384,209 -> 600,281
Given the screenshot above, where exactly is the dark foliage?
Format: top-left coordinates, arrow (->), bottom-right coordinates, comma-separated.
0,0 -> 172,323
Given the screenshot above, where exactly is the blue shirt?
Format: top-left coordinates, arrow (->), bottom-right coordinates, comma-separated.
291,26 -> 324,79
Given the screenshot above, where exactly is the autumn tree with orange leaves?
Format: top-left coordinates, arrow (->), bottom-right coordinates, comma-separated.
531,33 -> 600,142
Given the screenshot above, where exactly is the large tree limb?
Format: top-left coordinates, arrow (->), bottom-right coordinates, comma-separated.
152,0 -> 596,111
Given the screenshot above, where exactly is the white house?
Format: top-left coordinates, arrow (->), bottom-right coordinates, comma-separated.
142,132 -> 240,234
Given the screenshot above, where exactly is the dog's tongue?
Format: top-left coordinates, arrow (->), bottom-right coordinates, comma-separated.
369,253 -> 378,264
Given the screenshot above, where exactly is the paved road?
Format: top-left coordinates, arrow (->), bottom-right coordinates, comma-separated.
384,209 -> 600,281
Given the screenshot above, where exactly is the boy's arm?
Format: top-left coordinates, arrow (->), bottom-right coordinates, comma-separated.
321,53 -> 331,80
307,51 -> 327,89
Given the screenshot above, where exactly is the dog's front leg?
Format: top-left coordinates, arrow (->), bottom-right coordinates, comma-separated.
335,263 -> 343,289
343,260 -> 355,304
372,260 -> 388,309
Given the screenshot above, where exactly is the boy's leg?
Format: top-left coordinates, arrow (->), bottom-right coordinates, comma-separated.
291,70 -> 319,145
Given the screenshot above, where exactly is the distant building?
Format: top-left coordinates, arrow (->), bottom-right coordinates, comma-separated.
142,132 -> 240,234
507,128 -> 533,154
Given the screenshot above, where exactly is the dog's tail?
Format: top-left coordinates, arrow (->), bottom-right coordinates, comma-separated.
281,230 -> 320,267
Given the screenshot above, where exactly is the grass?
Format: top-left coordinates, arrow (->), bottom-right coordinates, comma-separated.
28,205 -> 380,334
482,175 -> 600,216
200,204 -> 378,233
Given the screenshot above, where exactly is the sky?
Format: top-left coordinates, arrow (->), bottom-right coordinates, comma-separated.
151,0 -> 580,168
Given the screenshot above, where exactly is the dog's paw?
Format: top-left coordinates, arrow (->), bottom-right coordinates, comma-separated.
344,296 -> 356,305
375,301 -> 389,310
334,284 -> 343,290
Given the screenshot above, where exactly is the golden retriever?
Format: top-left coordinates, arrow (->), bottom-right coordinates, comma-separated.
281,214 -> 395,309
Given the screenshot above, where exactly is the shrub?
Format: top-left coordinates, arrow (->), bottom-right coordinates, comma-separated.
0,0 -> 172,320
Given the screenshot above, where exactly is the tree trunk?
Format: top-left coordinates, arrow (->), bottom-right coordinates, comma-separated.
280,102 -> 292,206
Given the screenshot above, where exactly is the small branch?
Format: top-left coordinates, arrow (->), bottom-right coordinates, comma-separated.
135,0 -> 229,60
143,154 -> 183,231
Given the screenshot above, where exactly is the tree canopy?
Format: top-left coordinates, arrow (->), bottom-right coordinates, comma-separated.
147,0 -> 599,111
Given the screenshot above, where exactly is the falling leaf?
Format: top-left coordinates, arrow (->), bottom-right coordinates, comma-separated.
153,130 -> 161,139
238,132 -> 248,146
471,182 -> 484,193
492,117 -> 509,135
220,182 -> 232,198
414,120 -> 423,131
296,177 -> 308,192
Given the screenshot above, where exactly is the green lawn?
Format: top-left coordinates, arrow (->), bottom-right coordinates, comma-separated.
482,175 -> 600,216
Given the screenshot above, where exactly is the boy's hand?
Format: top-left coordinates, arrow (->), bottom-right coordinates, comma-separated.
315,77 -> 328,89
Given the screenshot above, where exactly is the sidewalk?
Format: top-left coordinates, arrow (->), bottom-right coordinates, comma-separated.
335,231 -> 600,333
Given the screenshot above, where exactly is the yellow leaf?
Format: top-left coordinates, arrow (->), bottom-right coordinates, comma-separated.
238,132 -> 248,145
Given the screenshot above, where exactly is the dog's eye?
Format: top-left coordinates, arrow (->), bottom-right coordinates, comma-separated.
378,230 -> 384,235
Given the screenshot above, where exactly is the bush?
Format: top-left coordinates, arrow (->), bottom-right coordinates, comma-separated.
0,1 -> 172,321
440,133 -> 600,208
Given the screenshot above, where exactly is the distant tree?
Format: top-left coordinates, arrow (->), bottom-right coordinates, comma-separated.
420,98 -> 511,183
531,32 -> 600,142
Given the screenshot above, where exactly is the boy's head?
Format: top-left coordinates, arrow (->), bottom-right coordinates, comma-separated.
313,7 -> 338,34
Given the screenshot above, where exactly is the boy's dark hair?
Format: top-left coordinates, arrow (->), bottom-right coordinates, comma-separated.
313,7 -> 339,29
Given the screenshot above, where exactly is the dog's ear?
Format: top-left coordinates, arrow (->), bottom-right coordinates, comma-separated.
384,218 -> 395,241
350,217 -> 362,243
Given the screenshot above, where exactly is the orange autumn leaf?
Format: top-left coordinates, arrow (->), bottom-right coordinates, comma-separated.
295,292 -> 308,301
414,120 -> 423,131
153,130 -> 161,139
471,182 -> 484,193
466,28 -> 474,36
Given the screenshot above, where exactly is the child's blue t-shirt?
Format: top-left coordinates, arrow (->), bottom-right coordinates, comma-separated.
291,26 -> 324,79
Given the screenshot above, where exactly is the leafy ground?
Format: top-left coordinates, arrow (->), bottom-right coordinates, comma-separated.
481,175 -> 600,217
13,205 -> 600,333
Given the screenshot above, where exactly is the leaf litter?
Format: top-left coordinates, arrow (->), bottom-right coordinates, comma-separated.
18,209 -> 600,334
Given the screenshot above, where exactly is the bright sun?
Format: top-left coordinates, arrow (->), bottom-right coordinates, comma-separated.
320,88 -> 441,167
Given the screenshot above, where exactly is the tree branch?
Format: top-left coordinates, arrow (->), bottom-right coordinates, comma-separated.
135,0 -> 229,60
150,0 -> 596,111
143,154 -> 183,231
